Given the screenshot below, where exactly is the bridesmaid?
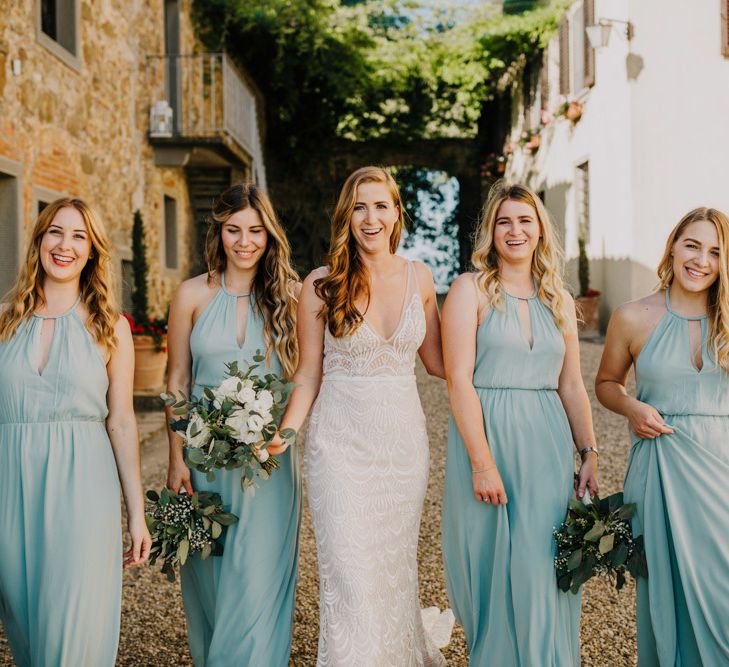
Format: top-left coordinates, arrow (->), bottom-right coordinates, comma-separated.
596,207 -> 729,665
441,181 -> 598,666
0,198 -> 150,666
166,183 -> 301,666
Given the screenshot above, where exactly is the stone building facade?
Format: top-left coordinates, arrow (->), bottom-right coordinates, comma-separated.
0,0 -> 267,316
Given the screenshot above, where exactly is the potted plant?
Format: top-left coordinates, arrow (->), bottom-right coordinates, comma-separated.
555,99 -> 583,124
126,210 -> 168,392
575,234 -> 601,338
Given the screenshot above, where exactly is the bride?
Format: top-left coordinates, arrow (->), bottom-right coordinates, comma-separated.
271,166 -> 448,665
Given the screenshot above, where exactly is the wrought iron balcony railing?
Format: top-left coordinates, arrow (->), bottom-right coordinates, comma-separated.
146,52 -> 260,160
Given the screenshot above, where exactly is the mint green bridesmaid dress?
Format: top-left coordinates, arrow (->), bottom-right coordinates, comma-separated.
0,301 -> 122,666
623,289 -> 729,665
442,284 -> 581,666
180,273 -> 302,667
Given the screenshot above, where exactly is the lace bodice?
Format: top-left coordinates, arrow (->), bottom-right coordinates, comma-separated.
321,265 -> 425,378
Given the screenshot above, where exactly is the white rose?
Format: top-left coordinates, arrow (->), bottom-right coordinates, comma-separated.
247,413 -> 265,433
213,376 -> 241,406
236,386 -> 256,404
256,389 -> 274,410
185,414 -> 211,449
225,409 -> 248,439
242,429 -> 259,444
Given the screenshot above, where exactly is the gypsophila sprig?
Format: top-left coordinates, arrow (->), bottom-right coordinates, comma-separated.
144,488 -> 238,582
554,491 -> 648,594
162,351 -> 297,493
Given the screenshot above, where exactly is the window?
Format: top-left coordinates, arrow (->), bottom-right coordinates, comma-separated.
723,0 -> 729,57
0,171 -> 21,297
576,162 -> 590,242
37,0 -> 79,69
164,195 -> 178,270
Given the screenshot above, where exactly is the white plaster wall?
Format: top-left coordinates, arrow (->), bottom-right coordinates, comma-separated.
628,0 -> 729,297
508,0 -> 634,314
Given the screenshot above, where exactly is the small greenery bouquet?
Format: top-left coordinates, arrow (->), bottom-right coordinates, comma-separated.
554,492 -> 648,593
162,352 -> 296,492
145,488 -> 238,581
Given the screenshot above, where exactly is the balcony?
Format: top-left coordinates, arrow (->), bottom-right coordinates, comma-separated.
146,53 -> 265,184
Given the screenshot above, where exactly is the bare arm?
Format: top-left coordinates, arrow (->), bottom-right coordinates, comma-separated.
106,315 -> 151,567
595,304 -> 673,439
414,261 -> 445,379
556,295 -> 599,497
268,270 -> 326,454
442,274 -> 507,505
165,280 -> 197,494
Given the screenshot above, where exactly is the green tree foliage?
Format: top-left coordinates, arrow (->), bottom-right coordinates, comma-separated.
192,0 -> 568,149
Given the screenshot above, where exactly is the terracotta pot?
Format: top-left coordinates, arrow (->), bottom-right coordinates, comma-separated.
576,294 -> 601,338
565,101 -> 583,123
132,335 -> 167,392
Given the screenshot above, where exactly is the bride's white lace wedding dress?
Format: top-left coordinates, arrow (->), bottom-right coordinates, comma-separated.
305,261 -> 449,667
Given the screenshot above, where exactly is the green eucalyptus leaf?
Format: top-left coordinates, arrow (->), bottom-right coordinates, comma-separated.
567,548 -> 582,571
584,521 -> 606,542
599,533 -> 615,554
178,539 -> 190,565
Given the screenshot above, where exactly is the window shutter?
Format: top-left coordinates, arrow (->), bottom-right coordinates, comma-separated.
559,19 -> 570,95
584,0 -> 596,86
540,49 -> 550,111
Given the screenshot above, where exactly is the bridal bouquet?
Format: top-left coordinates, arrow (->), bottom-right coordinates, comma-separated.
145,488 -> 238,581
554,491 -> 647,593
162,352 -> 296,492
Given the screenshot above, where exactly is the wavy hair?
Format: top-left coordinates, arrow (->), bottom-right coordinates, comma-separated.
657,207 -> 729,371
205,183 -> 299,377
315,166 -> 405,337
471,180 -> 573,331
0,198 -> 118,349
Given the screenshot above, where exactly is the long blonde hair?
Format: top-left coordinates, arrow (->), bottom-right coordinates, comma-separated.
205,183 -> 299,377
315,166 -> 405,338
657,206 -> 729,371
0,198 -> 118,349
471,180 -> 572,331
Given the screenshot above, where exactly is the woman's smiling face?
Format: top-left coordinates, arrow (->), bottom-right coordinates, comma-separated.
39,207 -> 92,283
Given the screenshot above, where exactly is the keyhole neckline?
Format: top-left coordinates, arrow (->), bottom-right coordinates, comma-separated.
32,296 -> 82,320
221,272 -> 253,298
664,288 -> 707,321
500,279 -> 538,301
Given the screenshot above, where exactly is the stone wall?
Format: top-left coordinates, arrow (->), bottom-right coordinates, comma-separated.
0,0 -> 205,316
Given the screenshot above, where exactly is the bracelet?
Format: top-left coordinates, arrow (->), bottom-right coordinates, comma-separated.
579,446 -> 599,459
472,464 -> 496,474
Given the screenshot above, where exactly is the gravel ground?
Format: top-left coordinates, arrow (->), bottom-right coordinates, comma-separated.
0,341 -> 638,666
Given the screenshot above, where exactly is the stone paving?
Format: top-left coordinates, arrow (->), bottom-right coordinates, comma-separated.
0,341 -> 639,666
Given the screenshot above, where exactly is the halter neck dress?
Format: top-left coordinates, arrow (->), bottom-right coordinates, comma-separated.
442,283 -> 581,666
0,300 -> 122,666
623,289 -> 729,665
180,273 -> 302,667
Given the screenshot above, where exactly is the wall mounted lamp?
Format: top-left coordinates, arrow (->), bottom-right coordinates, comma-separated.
586,18 -> 635,49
